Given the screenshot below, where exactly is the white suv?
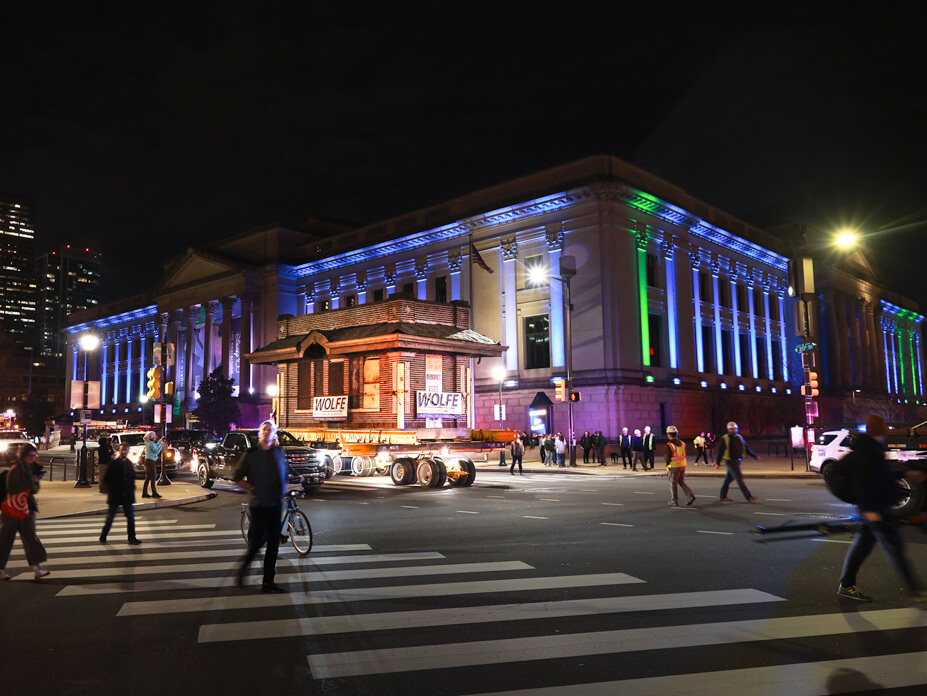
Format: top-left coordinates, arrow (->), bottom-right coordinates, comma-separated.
809,430 -> 853,475
109,431 -> 179,478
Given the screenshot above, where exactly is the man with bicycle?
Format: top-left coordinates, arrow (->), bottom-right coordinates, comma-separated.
233,420 -> 300,593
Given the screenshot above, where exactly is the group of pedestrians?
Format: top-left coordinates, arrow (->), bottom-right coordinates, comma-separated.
579,431 -> 607,465
615,426 -> 658,471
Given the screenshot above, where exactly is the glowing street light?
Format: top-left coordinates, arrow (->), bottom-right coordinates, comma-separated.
834,229 -> 860,250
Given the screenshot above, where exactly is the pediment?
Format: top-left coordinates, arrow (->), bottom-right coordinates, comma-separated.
162,250 -> 240,289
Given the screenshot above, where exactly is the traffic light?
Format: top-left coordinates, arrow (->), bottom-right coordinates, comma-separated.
555,381 -> 565,401
801,370 -> 819,398
146,366 -> 162,400
164,381 -> 174,397
569,391 -> 581,402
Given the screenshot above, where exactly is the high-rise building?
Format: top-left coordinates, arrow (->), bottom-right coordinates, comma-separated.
0,194 -> 38,354
36,245 -> 102,365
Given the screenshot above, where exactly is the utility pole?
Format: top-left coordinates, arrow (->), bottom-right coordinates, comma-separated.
788,224 -> 818,471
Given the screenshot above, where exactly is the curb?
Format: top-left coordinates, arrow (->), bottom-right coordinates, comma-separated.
42,491 -> 219,519
476,466 -> 815,479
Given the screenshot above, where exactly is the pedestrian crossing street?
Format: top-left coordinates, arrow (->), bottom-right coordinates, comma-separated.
13,515 -> 927,694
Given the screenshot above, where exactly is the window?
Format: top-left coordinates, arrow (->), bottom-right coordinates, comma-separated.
329,360 -> 344,395
755,336 -> 767,377
736,284 -> 747,311
426,354 -> 442,392
646,253 -> 658,288
701,325 -> 715,373
525,255 -> 545,288
373,288 -> 384,302
648,314 -> 663,367
402,282 -> 414,296
434,275 -> 447,303
699,271 -> 710,301
739,334 -> 751,375
721,329 -> 733,375
344,294 -> 357,307
319,299 -> 331,312
717,281 -> 729,308
313,359 -> 324,396
525,315 -> 550,369
770,298 -> 780,322
297,361 -> 312,410
363,358 -> 380,409
771,340 -> 783,380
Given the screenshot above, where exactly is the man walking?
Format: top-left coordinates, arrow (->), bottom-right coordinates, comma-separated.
233,420 -> 294,594
99,443 -> 142,545
717,421 -> 759,502
837,415 -> 926,605
509,434 -> 524,475
665,426 -> 695,507
643,426 -> 656,471
693,432 -> 708,466
631,429 -> 645,472
619,427 -> 632,469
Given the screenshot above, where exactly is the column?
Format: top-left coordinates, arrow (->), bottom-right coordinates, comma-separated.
730,276 -> 741,377
673,242 -> 695,372
449,252 -> 462,301
296,285 -> 306,316
712,271 -> 723,375
222,297 -> 234,380
239,295 -> 253,396
746,277 -> 758,379
203,300 -> 218,382
864,303 -> 880,392
875,307 -> 888,393
835,293 -> 852,387
501,238 -> 518,372
416,263 -> 428,301
777,291 -> 789,383
139,334 -> 147,402
692,264 -> 704,373
125,337 -> 134,404
101,341 -> 109,406
113,340 -> 121,407
185,305 -> 197,408
763,286 -> 774,380
663,242 -> 678,369
859,300 -> 872,391
849,298 -> 863,388
172,310 -> 183,397
548,229 -> 565,369
823,289 -> 842,389
357,273 -> 368,305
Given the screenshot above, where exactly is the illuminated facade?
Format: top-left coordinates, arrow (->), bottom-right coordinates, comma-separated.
66,157 -> 924,433
0,194 -> 38,354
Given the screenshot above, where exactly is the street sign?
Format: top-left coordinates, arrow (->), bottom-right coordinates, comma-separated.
794,342 -> 816,353
79,410 -> 91,425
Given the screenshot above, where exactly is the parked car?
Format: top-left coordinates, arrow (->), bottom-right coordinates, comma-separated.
165,429 -> 217,471
108,431 -> 180,479
195,429 -> 324,492
0,430 -> 31,467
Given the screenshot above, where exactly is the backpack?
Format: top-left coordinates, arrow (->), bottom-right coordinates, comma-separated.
824,450 -> 862,504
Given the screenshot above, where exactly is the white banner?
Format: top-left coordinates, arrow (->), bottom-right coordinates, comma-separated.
415,391 -> 465,417
313,395 -> 348,421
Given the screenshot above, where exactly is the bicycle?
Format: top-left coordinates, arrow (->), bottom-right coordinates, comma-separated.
241,489 -> 313,556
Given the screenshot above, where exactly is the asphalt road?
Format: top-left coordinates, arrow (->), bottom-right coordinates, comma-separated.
3,470 -> 927,695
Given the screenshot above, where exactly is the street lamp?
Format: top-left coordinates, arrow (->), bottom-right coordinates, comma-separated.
267,383 -> 279,423
492,364 -> 506,429
834,228 -> 860,250
528,256 -> 577,464
76,332 -> 100,488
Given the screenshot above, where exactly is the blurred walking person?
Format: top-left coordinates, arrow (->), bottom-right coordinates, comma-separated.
665,426 -> 695,507
0,444 -> 50,580
509,434 -> 524,475
716,422 -> 759,502
99,443 -> 142,545
693,432 -> 708,466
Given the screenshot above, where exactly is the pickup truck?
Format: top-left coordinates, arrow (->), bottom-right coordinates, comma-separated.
194,429 -> 324,492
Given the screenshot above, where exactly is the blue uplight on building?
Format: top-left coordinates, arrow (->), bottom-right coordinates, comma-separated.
720,382 -> 727,389
755,386 -> 761,392
672,377 -> 681,385
738,384 -> 745,391
700,381 -> 707,388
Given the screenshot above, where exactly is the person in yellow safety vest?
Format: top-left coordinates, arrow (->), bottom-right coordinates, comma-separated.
716,421 -> 759,502
665,426 -> 696,507
693,432 -> 708,466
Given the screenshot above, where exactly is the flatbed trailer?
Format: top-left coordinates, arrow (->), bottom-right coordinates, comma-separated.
287,428 -> 517,488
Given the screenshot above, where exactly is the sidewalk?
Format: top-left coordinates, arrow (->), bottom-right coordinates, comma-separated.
34,477 -> 216,520
476,450 -> 816,478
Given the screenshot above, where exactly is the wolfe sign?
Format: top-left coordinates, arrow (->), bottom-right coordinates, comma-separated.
312,395 -> 348,421
415,391 -> 465,417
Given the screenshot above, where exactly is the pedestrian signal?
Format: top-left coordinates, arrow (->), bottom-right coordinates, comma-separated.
555,381 -> 565,401
569,391 -> 581,402
146,366 -> 162,399
801,371 -> 819,398
164,381 -> 174,397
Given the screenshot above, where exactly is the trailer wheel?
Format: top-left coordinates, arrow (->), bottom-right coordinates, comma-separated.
447,460 -> 467,487
891,477 -> 926,517
390,458 -> 415,485
434,459 -> 447,488
417,459 -> 440,488
361,456 -> 377,476
461,457 -> 476,486
350,456 -> 365,476
331,456 -> 343,476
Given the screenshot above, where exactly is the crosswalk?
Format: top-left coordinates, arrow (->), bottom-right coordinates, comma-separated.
15,514 -> 927,695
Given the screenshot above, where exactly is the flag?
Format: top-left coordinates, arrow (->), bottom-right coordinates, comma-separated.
470,241 -> 494,274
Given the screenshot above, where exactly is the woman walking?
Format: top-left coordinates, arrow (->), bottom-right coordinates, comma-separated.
0,443 -> 51,580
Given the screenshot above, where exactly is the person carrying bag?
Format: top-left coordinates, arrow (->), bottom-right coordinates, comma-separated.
0,443 -> 50,580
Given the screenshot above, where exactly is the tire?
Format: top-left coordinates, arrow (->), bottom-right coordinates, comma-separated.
891,477 -> 926,517
361,456 -> 377,477
819,460 -> 835,478
350,456 -> 365,476
447,459 -> 467,487
434,459 -> 447,488
288,510 -> 313,555
197,462 -> 214,488
240,507 -> 250,543
322,456 -> 335,480
390,458 -> 415,485
331,456 -> 343,476
417,459 -> 439,488
461,457 -> 476,487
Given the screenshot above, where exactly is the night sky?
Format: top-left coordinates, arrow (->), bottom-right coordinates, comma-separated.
3,5 -> 926,307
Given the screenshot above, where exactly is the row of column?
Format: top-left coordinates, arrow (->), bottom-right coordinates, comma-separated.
881,317 -> 923,398
823,292 -> 885,393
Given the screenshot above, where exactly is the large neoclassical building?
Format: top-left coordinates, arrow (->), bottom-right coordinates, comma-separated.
65,156 -> 925,435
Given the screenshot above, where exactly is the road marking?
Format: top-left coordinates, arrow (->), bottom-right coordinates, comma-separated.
522,516 -> 548,520
400,505 -> 419,509
456,511 -> 479,514
41,530 -> 244,545
12,552 -> 444,581
812,538 -> 852,544
600,523 -> 633,527
36,519 -> 176,529
302,589 -> 792,676
753,512 -> 785,516
5,544 -> 372,570
486,495 -> 504,498
538,499 -> 560,502
119,572 -> 645,616
460,628 -> 927,695
202,588 -> 783,644
633,492 -> 655,495
600,502 -> 623,506
10,538 -> 246,558
38,524 -> 217,538
697,530 -> 733,535
56,561 -> 534,596
766,498 -> 791,502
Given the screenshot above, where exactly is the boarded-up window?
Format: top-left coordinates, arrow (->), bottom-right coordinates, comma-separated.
329,360 -> 344,396
363,358 -> 380,409
297,361 -> 312,410
349,357 -> 362,409
426,355 -> 442,393
313,359 -> 324,397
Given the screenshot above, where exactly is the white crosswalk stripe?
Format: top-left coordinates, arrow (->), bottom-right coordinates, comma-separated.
34,514 -> 927,694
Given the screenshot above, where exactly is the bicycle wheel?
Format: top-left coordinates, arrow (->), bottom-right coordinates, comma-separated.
240,507 -> 250,544
288,510 -> 313,556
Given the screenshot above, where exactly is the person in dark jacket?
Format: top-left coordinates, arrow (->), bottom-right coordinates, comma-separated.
595,431 -> 607,466
642,426 -> 656,471
99,443 -> 141,545
580,431 -> 592,464
837,415 -> 926,605
233,420 -> 299,594
716,422 -> 760,501
97,434 -> 114,493
630,429 -> 645,472
0,444 -> 50,580
619,427 -> 632,469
